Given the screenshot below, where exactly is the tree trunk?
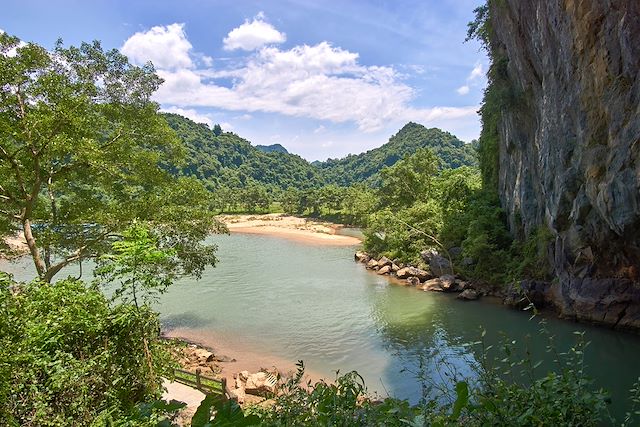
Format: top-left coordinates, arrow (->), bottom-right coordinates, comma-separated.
23,218 -> 47,280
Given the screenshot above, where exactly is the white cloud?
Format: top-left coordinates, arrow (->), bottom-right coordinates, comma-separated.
123,22 -> 478,134
160,106 -> 213,127
456,62 -> 485,95
219,122 -> 234,131
314,125 -> 326,134
121,23 -> 193,70
469,63 -> 484,80
223,14 -> 286,51
456,85 -> 470,95
200,55 -> 213,67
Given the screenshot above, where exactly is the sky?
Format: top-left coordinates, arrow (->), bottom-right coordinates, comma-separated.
2,0 -> 487,161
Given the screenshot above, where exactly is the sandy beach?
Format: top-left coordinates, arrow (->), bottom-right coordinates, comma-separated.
218,214 -> 362,246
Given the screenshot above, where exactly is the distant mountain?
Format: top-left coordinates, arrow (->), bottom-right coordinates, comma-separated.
164,114 -> 476,190
256,144 -> 289,154
163,113 -> 321,190
315,122 -> 477,186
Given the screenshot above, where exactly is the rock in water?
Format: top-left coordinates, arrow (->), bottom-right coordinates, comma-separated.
406,276 -> 420,286
366,259 -> 379,270
377,265 -> 392,275
354,251 -> 370,263
439,275 -> 458,292
419,278 -> 444,292
457,289 -> 479,301
396,266 -> 431,280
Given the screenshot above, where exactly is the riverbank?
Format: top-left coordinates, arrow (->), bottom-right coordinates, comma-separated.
164,328 -> 327,402
0,234 -> 28,259
218,214 -> 362,246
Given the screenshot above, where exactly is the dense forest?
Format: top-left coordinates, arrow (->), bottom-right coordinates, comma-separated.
166,113 -> 477,191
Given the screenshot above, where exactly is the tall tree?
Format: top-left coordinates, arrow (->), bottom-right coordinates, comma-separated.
0,33 -> 222,282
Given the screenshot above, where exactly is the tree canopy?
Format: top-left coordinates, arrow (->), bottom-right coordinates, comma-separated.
0,33 -> 221,282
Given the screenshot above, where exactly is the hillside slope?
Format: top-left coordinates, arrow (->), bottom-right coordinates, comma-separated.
316,122 -> 477,186
165,114 -> 476,190
164,113 -> 321,190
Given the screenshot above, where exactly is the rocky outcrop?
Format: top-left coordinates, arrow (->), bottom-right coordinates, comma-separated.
487,0 -> 640,330
420,249 -> 452,276
232,370 -> 278,400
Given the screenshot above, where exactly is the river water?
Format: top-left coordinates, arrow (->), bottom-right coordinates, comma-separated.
3,232 -> 640,418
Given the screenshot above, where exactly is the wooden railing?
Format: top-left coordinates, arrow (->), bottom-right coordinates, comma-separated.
173,368 -> 234,401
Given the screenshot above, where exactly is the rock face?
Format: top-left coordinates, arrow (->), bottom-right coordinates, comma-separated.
488,1 -> 640,329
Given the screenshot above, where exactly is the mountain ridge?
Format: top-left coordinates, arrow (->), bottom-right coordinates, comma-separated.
164,113 -> 477,190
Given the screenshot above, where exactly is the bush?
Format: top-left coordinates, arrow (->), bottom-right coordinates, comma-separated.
0,277 -> 174,426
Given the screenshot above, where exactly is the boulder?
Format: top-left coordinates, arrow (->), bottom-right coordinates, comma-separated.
420,249 -> 452,276
448,247 -> 463,257
213,354 -> 236,363
406,276 -> 420,286
354,251 -> 370,263
377,265 -> 392,275
457,281 -> 471,291
391,263 -> 400,272
457,289 -> 479,301
419,278 -> 444,292
229,387 -> 246,404
378,256 -> 392,267
366,259 -> 379,270
396,266 -> 431,280
245,371 -> 278,396
192,348 -> 215,363
439,275 -> 458,292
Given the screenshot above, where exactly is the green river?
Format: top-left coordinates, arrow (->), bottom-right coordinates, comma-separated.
3,232 -> 640,418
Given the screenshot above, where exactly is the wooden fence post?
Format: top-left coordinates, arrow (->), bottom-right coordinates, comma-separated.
196,368 -> 202,390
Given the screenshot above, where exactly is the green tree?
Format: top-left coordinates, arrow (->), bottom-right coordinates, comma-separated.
379,148 -> 440,208
95,223 -> 175,309
0,33 -> 221,282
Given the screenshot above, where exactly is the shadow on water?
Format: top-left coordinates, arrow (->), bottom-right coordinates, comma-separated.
161,312 -> 211,332
368,285 -> 640,419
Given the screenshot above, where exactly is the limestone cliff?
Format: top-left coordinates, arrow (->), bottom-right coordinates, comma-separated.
485,0 -> 640,329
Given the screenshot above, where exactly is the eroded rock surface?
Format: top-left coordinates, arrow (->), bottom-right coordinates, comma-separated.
488,0 -> 640,330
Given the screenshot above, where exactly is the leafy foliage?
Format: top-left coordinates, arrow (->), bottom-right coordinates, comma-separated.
95,223 -> 176,308
249,328 -> 620,426
0,34 -> 220,282
0,276 -> 175,426
164,113 -> 322,192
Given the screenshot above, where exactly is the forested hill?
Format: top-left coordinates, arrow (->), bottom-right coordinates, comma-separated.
164,114 -> 476,190
316,122 -> 477,186
164,113 -> 322,190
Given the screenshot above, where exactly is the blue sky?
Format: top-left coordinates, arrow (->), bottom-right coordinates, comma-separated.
3,0 -> 487,160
